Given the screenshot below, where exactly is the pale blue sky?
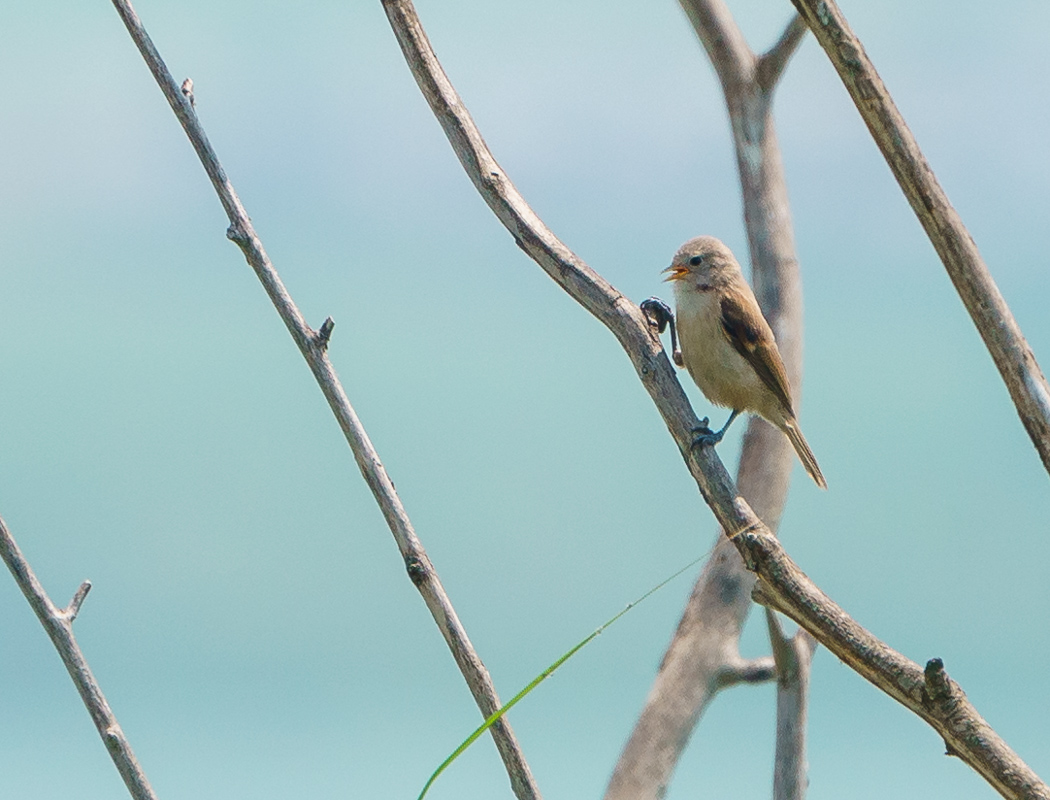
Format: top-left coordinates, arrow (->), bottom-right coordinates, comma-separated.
1,1 -> 1048,798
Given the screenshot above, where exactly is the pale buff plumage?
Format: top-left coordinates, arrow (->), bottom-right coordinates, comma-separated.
665,236 -> 827,489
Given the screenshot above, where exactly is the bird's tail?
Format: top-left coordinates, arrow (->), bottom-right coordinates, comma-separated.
782,418 -> 827,489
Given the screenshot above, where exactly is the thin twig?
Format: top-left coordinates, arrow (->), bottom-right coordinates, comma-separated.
756,15 -> 808,92
380,2 -> 1047,797
718,656 -> 778,688
608,6 -> 809,798
106,2 -> 541,798
789,0 -> 1050,477
0,515 -> 157,800
64,580 -> 93,622
767,610 -> 817,800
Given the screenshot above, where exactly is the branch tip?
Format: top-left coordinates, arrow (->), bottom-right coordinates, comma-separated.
315,317 -> 335,350
65,580 -> 92,622
756,14 -> 809,92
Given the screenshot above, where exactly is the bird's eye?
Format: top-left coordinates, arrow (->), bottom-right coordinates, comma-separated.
689,255 -> 704,266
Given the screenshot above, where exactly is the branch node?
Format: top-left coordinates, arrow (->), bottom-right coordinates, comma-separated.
923,657 -> 953,705
226,224 -> 249,247
64,580 -> 92,622
315,317 -> 335,351
180,77 -> 195,108
404,554 -> 428,588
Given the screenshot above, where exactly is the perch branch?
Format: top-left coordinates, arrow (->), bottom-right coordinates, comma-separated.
381,1 -> 1047,797
609,6 -> 810,798
0,514 -> 157,800
749,548 -> 1046,800
789,0 -> 1050,477
107,2 -> 541,798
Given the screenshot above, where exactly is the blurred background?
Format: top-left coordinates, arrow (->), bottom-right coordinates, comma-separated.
1,1 -> 1048,797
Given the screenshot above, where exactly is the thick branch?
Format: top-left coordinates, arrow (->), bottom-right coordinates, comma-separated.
107,2 -> 541,798
0,515 -> 157,800
790,0 -> 1050,477
677,0 -> 754,93
381,2 -> 1047,798
767,610 -> 817,800
607,5 -> 807,797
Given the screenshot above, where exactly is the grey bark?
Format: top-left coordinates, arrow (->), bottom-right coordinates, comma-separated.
606,6 -> 810,798
0,515 -> 158,800
107,2 -> 541,798
790,0 -> 1050,478
380,1 -> 1048,796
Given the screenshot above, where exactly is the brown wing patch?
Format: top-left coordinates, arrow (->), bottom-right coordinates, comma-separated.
719,293 -> 795,415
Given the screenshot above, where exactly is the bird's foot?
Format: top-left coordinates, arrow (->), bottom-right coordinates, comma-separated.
690,410 -> 741,449
690,418 -> 724,448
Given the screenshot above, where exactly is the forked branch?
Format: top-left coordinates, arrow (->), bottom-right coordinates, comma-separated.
381,1 -> 1047,797
107,1 -> 541,798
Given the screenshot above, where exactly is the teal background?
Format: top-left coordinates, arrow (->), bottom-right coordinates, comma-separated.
1,1 -> 1048,797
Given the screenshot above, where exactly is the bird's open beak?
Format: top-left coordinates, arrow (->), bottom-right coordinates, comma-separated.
663,265 -> 688,282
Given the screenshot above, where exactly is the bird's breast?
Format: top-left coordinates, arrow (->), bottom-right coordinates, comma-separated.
674,286 -> 767,412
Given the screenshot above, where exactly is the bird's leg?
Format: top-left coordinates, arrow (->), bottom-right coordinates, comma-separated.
692,410 -> 741,448
640,297 -> 683,366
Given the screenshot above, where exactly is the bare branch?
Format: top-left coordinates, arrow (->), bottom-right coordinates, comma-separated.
107,2 -> 541,797
790,0 -> 1050,477
767,610 -> 817,800
756,15 -> 808,93
0,515 -> 157,800
751,567 -> 1045,800
380,2 -> 1048,797
609,3 -> 807,796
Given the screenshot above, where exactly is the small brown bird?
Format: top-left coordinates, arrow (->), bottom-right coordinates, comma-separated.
663,236 -> 827,489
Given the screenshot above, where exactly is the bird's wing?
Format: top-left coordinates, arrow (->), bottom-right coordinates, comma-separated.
719,292 -> 795,415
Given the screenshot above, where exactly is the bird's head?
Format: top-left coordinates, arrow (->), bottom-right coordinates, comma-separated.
663,236 -> 739,289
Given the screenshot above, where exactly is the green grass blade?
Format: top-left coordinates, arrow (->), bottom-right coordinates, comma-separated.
416,553 -> 705,800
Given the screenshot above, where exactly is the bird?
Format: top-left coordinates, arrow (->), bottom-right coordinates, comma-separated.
662,235 -> 827,489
